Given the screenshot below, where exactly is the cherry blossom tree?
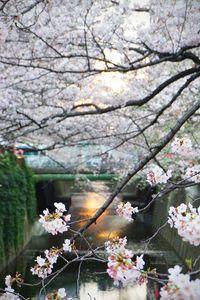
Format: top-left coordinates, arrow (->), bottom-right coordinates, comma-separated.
0,0 -> 200,299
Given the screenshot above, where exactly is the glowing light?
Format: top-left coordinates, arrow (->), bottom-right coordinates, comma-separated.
95,72 -> 127,94
97,231 -> 118,240
79,192 -> 108,218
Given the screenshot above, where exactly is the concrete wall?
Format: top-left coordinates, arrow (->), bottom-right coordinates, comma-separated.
152,184 -> 200,269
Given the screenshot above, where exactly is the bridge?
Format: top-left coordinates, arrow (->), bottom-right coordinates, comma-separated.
24,143 -> 137,178
22,144 -> 152,210
34,173 -> 118,182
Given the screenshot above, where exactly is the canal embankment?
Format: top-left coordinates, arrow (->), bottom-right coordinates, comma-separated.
152,184 -> 200,269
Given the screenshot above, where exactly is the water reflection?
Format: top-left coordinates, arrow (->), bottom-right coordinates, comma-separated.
78,191 -> 108,218
70,182 -> 132,246
79,282 -> 147,300
0,181 -> 182,299
33,262 -> 148,300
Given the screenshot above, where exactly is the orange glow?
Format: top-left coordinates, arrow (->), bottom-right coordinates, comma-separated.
76,190 -> 121,242
79,192 -> 108,219
97,231 -> 119,240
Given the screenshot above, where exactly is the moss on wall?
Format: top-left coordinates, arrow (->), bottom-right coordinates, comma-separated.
0,152 -> 37,266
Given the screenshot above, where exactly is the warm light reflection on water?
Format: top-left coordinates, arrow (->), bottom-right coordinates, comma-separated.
81,191 -> 108,217
80,281 -> 147,300
77,191 -> 110,228
97,230 -> 119,240
71,186 -> 124,243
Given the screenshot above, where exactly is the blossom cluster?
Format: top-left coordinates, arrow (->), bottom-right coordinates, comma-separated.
45,288 -> 71,300
105,236 -> 128,253
0,275 -> 21,300
31,238 -> 73,279
182,165 -> 200,183
31,247 -> 60,279
116,202 -> 138,221
105,237 -> 145,286
171,137 -> 193,156
168,203 -> 200,246
146,165 -> 172,186
39,202 -> 71,235
160,265 -> 200,300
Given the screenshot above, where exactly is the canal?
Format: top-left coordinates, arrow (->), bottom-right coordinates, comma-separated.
0,181 -> 183,299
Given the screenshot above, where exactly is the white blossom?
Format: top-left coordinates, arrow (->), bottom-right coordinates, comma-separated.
54,202 -> 67,213
57,288 -> 66,298
0,276 -> 20,300
160,265 -> 200,300
105,237 -> 145,286
146,165 -> 172,185
62,239 -> 72,252
31,248 -> 60,279
116,202 -> 138,221
5,275 -> 12,288
182,165 -> 200,183
171,137 -> 193,157
39,202 -> 71,235
36,256 -> 46,267
168,203 -> 200,246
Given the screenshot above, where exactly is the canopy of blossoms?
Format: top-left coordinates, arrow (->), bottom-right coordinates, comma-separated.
0,0 -> 200,299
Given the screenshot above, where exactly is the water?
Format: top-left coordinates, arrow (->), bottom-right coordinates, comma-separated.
0,181 -> 182,299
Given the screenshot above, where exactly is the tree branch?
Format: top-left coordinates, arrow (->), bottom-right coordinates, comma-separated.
72,99 -> 200,239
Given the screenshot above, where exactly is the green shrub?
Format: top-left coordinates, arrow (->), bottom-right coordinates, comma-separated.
0,152 -> 37,264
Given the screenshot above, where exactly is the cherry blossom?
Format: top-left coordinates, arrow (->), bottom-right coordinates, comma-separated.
0,20 -> 9,44
45,247 -> 61,264
168,203 -> 200,246
0,275 -> 20,300
136,255 -> 145,270
31,255 -> 54,279
45,288 -> 71,300
160,265 -> 200,300
0,0 -> 200,298
182,165 -> 200,183
31,248 -> 60,279
105,236 -> 127,254
0,0 -> 199,171
4,276 -> 12,288
105,237 -> 145,286
57,288 -> 66,298
39,202 -> 71,235
146,0 -> 200,52
171,137 -> 193,157
54,202 -> 66,213
116,202 -> 139,221
62,239 -> 72,252
0,288 -> 20,300
146,165 -> 172,186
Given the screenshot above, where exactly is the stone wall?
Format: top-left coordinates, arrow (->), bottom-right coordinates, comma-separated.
152,185 -> 200,268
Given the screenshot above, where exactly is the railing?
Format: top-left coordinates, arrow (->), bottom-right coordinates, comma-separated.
34,173 -> 118,181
